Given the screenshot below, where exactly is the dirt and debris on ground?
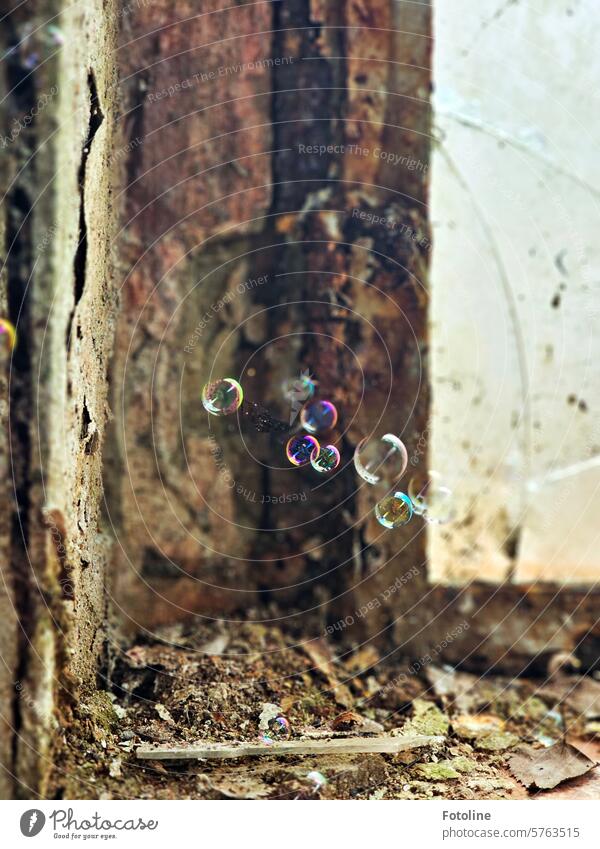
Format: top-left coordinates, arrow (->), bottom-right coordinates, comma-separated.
48,622 -> 600,800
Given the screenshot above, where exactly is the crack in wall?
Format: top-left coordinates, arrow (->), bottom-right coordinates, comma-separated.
67,71 -> 104,349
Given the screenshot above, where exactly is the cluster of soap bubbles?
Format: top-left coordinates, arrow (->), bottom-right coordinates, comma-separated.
286,396 -> 340,474
353,432 -> 454,529
201,374 -> 341,476
201,374 -> 453,529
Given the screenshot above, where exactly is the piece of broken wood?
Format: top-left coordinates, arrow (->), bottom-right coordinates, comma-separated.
136,733 -> 445,761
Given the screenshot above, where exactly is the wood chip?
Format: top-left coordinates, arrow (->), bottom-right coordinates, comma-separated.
154,704 -> 175,724
136,733 -> 445,761
508,742 -> 597,790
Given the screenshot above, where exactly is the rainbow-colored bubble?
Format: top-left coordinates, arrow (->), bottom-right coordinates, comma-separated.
262,715 -> 291,745
307,770 -> 328,791
286,434 -> 320,467
310,444 -> 340,474
0,319 -> 17,352
201,377 -> 243,416
300,399 -> 338,434
282,372 -> 316,403
375,491 -> 413,528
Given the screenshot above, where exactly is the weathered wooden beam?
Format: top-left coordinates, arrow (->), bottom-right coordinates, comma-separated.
136,734 -> 445,761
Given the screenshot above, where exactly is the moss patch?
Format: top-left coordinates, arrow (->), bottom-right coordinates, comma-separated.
403,699 -> 449,736
474,731 -> 520,751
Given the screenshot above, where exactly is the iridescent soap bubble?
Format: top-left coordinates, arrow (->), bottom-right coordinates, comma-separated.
286,434 -> 320,467
300,399 -> 338,434
310,444 -> 340,474
282,371 -> 316,403
306,770 -> 328,791
0,319 -> 16,351
0,319 -> 17,351
45,25 -> 65,46
262,716 -> 291,745
408,470 -> 454,525
354,433 -> 408,487
375,491 -> 413,528
201,378 -> 243,416
23,52 -> 39,70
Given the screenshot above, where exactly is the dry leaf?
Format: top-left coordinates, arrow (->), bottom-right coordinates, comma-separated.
329,711 -> 384,734
331,710 -> 362,731
280,695 -> 297,714
509,742 -> 597,790
538,677 -> 600,719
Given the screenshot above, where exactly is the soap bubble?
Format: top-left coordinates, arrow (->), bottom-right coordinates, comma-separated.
286,434 -> 320,467
306,770 -> 328,791
408,470 -> 454,525
310,444 -> 340,474
201,378 -> 243,416
282,371 -> 316,403
300,400 -> 338,434
375,491 -> 413,528
262,716 -> 291,744
0,319 -> 17,352
45,25 -> 65,46
23,52 -> 39,69
354,433 -> 408,487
